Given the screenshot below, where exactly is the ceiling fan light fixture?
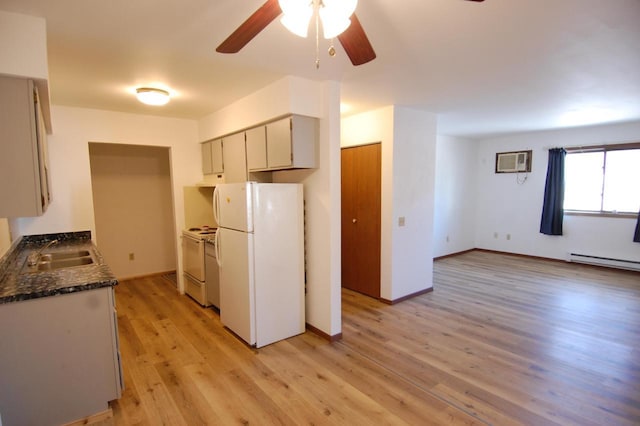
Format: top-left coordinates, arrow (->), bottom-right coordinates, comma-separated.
280,13 -> 312,38
136,87 -> 170,106
279,0 -> 313,37
320,13 -> 351,39
321,0 -> 358,24
279,0 -> 357,39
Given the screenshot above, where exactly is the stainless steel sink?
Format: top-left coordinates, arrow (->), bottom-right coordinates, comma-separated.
39,250 -> 91,262
36,256 -> 94,271
23,248 -> 96,273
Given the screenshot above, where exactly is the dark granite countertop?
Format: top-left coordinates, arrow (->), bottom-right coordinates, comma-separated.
0,231 -> 118,304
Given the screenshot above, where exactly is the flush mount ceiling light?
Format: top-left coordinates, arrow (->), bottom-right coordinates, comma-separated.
135,87 -> 170,106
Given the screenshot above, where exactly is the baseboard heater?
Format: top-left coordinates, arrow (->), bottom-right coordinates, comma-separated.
568,253 -> 640,272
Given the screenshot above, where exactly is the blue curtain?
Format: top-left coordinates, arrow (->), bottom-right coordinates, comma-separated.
634,213 -> 640,243
540,148 -> 566,236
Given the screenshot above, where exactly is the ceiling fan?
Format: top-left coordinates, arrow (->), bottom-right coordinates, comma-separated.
216,0 -> 485,67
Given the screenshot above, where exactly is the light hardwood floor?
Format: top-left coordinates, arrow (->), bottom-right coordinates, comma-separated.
108,251 -> 640,425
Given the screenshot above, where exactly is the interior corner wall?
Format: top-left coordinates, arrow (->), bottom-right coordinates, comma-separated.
341,106 -> 438,301
341,106 -> 394,300
433,134 -> 478,257
9,105 -> 200,291
198,76 -> 322,142
474,120 -> 640,262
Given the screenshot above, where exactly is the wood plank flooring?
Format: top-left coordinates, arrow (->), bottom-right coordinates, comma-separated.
107,251 -> 640,425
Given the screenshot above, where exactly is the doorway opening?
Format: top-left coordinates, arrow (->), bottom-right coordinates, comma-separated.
88,143 -> 176,280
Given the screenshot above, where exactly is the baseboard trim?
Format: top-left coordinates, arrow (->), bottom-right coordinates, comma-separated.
306,323 -> 342,342
119,270 -> 177,282
434,248 -> 475,261
472,248 -> 566,264
380,287 -> 434,305
438,248 -> 640,274
62,408 -> 113,426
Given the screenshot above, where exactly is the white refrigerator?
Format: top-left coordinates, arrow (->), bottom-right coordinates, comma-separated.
213,182 -> 305,347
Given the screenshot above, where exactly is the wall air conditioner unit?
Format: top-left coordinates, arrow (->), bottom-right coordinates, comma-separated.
495,150 -> 532,173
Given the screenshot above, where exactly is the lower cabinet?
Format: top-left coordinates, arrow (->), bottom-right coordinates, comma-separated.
0,287 -> 123,426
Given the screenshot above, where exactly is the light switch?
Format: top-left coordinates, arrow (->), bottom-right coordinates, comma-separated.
398,217 -> 406,227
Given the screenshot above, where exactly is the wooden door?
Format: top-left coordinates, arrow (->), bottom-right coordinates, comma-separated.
341,143 -> 381,298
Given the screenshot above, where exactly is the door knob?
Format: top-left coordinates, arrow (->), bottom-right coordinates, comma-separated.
352,218 -> 357,223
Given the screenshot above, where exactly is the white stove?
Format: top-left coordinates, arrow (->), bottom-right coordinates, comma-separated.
182,226 -> 217,306
182,226 -> 217,240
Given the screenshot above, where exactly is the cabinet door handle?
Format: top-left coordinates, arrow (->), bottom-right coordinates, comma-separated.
352,218 -> 357,223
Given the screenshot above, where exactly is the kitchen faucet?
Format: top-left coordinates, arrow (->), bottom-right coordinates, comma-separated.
27,239 -> 58,266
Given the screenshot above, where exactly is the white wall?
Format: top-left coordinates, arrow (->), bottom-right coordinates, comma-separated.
198,76 -> 322,140
0,11 -> 48,80
391,107 -> 438,300
341,106 -> 438,301
0,11 -> 51,131
433,135 -> 478,257
474,120 -> 640,262
199,76 -> 342,338
10,105 -> 200,290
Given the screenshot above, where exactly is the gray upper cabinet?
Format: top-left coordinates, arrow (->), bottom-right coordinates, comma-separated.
0,76 -> 51,217
221,132 -> 247,183
211,139 -> 224,174
247,115 -> 318,172
245,126 -> 267,171
201,141 -> 213,174
201,139 -> 224,175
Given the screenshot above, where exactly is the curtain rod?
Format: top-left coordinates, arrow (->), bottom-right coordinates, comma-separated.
544,141 -> 640,151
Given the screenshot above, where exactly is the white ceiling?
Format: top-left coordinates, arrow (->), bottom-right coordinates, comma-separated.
1,0 -> 639,138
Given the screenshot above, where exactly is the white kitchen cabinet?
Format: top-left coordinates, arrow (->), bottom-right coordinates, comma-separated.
247,115 -> 317,171
222,132 -> 247,183
0,287 -> 123,425
0,76 -> 51,217
201,139 -> 224,175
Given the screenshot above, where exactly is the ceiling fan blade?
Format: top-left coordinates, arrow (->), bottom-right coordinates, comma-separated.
337,14 -> 376,66
216,0 -> 282,53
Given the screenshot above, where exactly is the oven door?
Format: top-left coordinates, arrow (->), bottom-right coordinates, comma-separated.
182,234 -> 205,282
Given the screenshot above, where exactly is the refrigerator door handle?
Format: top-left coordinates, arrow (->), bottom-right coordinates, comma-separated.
215,228 -> 222,267
213,185 -> 220,225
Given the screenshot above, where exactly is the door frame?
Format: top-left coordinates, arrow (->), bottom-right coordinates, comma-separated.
340,142 -> 382,299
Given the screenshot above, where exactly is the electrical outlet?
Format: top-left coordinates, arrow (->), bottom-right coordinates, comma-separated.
446,235 -> 450,243
506,234 -> 511,241
398,217 -> 406,227
494,232 -> 498,239
129,253 -> 135,261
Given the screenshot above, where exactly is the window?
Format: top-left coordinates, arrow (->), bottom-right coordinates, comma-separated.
564,144 -> 640,214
